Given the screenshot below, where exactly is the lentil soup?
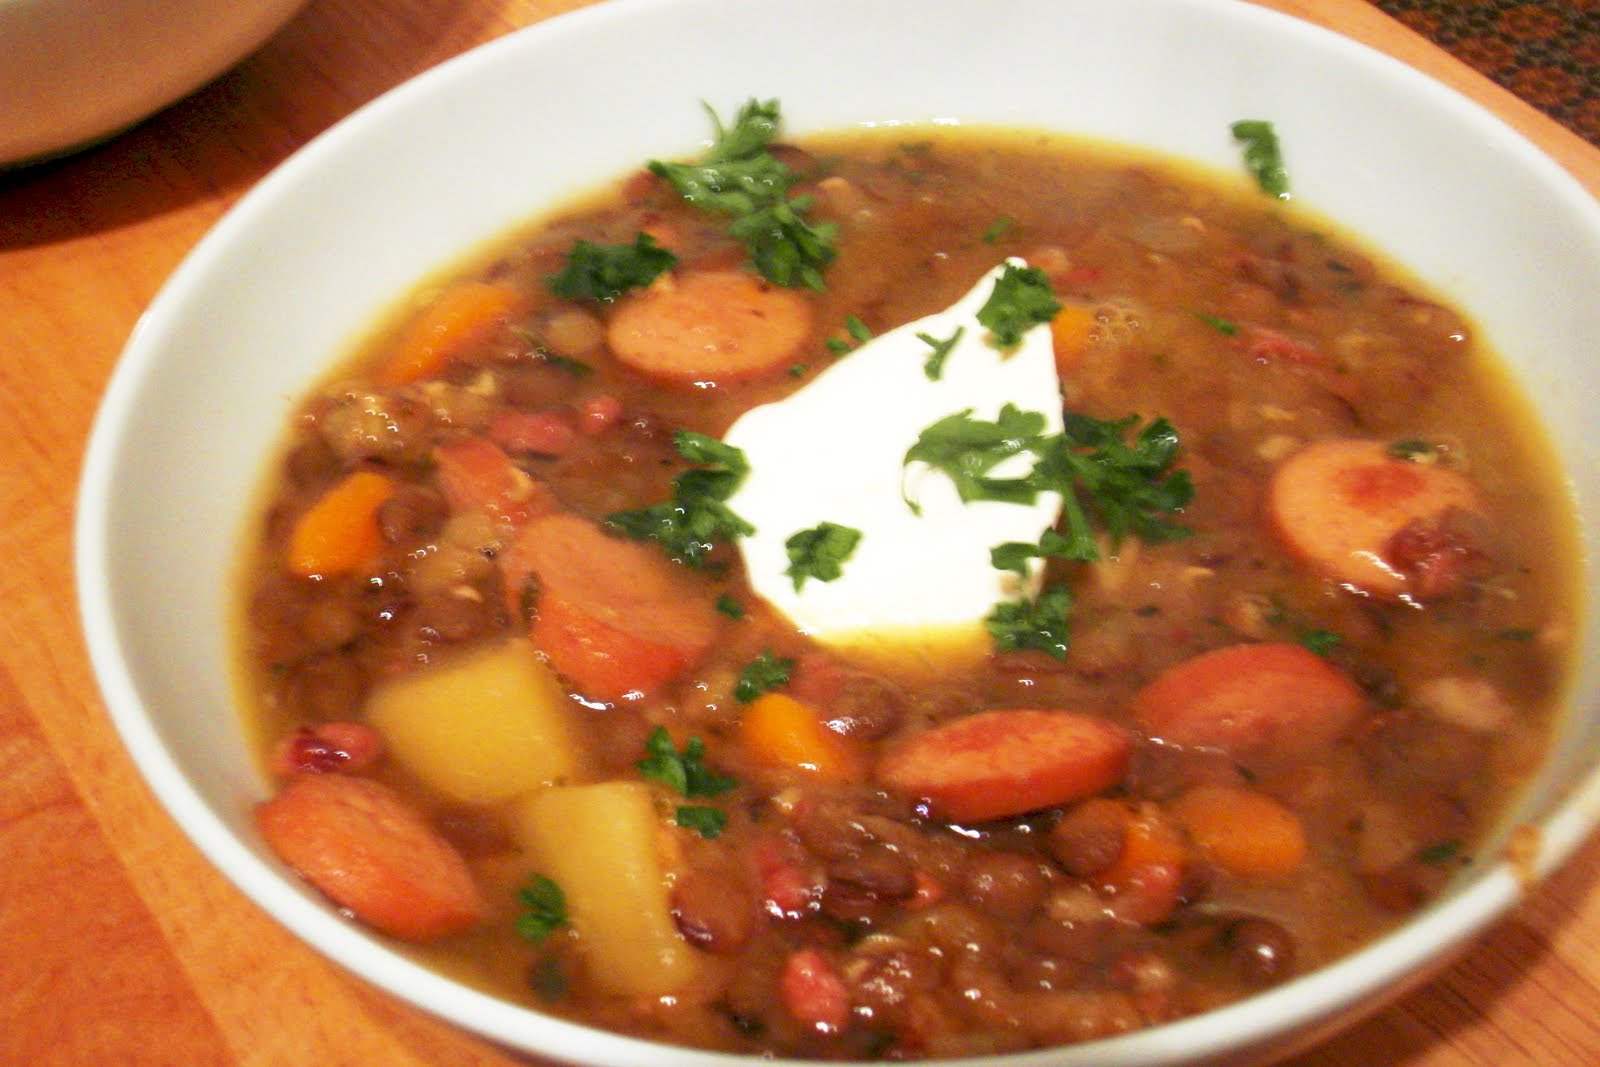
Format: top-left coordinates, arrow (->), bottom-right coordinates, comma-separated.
237,115 -> 1577,1059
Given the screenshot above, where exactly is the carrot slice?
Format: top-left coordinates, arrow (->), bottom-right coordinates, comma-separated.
255,774 -> 485,942
286,470 -> 395,578
605,270 -> 812,387
740,692 -> 866,783
875,709 -> 1131,823
432,437 -> 558,533
1096,802 -> 1188,925
1169,783 -> 1307,877
506,513 -> 719,701
376,281 -> 524,386
1130,642 -> 1365,762
1266,437 -> 1485,600
1050,301 -> 1098,372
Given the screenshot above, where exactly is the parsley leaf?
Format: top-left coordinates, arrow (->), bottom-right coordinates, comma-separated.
906,404 -> 1192,661
730,195 -> 837,290
825,315 -> 873,355
675,805 -> 728,839
547,232 -> 676,303
784,521 -> 862,591
715,594 -> 745,619
1231,119 -> 1291,199
649,100 -> 837,289
987,585 -> 1074,660
902,404 -> 1051,513
905,407 -> 1190,553
735,650 -> 795,703
1193,311 -> 1240,336
1300,629 -> 1343,656
1044,413 -> 1194,552
605,432 -> 754,568
989,529 -> 1086,577
637,726 -> 736,798
918,325 -> 965,381
515,875 -> 569,943
976,263 -> 1061,348
981,215 -> 1016,244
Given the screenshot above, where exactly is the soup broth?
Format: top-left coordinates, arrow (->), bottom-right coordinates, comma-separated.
238,120 -> 1577,1058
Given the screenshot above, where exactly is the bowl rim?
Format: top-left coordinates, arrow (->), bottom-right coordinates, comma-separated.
75,0 -> 1600,1064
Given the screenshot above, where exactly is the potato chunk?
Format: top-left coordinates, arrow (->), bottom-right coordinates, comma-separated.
512,781 -> 700,996
366,639 -> 586,804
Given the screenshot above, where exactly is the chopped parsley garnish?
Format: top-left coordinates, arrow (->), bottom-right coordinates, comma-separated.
715,594 -> 745,619
902,406 -> 1191,558
1265,595 -> 1347,655
649,99 -> 837,289
675,805 -> 729,839
731,198 -> 838,291
989,529 -> 1085,576
515,875 -> 569,943
902,404 -> 1051,513
976,263 -> 1061,348
918,326 -> 965,381
1231,119 -> 1291,199
637,726 -> 736,799
825,315 -> 873,355
1194,311 -> 1240,336
605,432 -> 754,568
546,232 -> 677,302
987,585 -> 1074,660
906,404 -> 1192,660
783,521 -> 862,590
1299,629 -> 1343,656
1050,412 -> 1194,551
981,215 -> 1016,244
735,650 -> 795,703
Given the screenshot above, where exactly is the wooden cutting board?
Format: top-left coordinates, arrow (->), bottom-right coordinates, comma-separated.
2,1 -> 1596,1063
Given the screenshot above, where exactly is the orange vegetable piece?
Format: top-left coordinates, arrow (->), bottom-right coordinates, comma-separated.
376,281 -> 524,386
1130,642 -> 1366,762
1169,783 -> 1307,877
507,513 -> 719,701
1096,802 -> 1188,926
875,709 -> 1131,824
255,774 -> 485,943
286,469 -> 394,578
605,270 -> 813,388
740,692 -> 866,783
1049,301 -> 1098,372
1266,437 -> 1486,600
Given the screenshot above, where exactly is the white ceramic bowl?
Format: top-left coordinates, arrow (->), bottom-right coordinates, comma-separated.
76,0 -> 1600,1064
0,0 -> 309,166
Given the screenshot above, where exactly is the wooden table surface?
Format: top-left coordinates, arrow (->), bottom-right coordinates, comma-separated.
3,1 -> 1598,1063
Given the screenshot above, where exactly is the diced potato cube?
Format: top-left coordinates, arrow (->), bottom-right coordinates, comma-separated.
366,639 -> 586,804
512,781 -> 699,996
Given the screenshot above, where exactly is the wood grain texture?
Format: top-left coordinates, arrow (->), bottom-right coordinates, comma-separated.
1,1 -> 1595,1064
